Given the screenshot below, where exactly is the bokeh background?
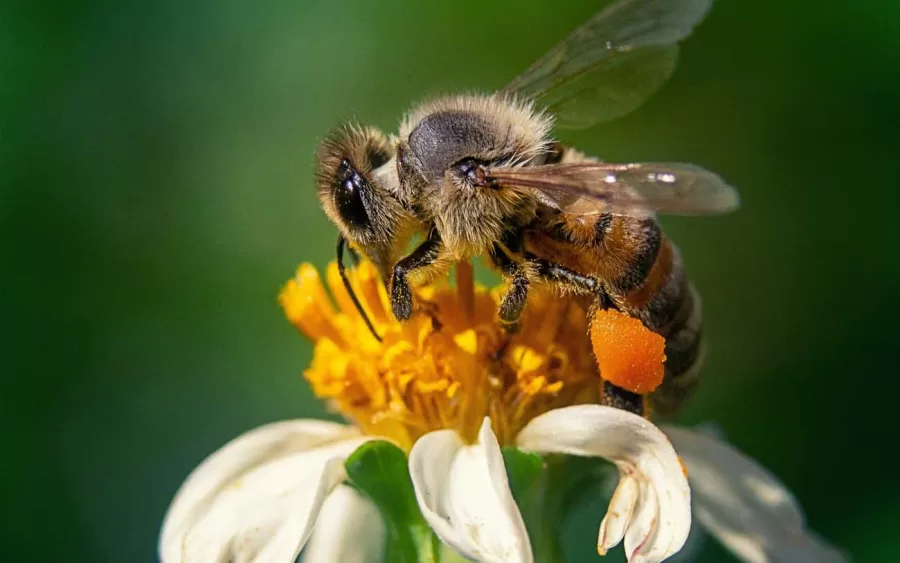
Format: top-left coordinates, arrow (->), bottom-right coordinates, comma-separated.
3,0 -> 898,561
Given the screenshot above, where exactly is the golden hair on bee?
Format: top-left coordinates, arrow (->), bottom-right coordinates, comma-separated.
395,93 -> 556,258
314,123 -> 418,278
398,93 -> 554,169
315,123 -> 392,211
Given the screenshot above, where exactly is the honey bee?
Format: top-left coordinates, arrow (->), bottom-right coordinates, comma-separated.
314,0 -> 738,416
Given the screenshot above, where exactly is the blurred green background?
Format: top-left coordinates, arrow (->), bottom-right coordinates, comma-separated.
3,0 -> 898,561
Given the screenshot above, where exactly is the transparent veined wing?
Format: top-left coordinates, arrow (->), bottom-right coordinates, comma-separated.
485,161 -> 739,216
501,0 -> 712,129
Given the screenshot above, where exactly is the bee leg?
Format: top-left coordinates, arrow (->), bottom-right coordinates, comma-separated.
500,274 -> 528,333
528,255 -> 616,310
489,244 -> 529,331
601,381 -> 646,416
390,229 -> 442,321
527,256 -> 645,415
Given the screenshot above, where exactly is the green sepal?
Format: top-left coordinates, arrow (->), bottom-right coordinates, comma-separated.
501,447 -> 544,499
501,448 -> 616,563
544,454 -> 616,516
345,441 -> 440,563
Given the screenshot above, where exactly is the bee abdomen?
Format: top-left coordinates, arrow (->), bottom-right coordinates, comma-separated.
615,239 -> 705,416
525,212 -> 706,415
617,232 -> 680,331
650,282 -> 705,416
608,217 -> 662,294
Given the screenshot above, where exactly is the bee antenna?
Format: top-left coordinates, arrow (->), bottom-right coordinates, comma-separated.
336,235 -> 383,342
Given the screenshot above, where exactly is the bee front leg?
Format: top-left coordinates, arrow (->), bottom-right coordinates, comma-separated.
390,229 -> 442,321
490,244 -> 530,329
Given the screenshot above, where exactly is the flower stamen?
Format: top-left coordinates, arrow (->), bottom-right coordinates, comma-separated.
455,260 -> 476,321
280,260 -> 615,450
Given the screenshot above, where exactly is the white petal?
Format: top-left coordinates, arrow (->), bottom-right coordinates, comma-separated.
665,507 -> 707,563
625,480 -> 662,561
517,405 -> 690,563
159,418 -> 366,562
598,475 -> 638,553
663,426 -> 848,563
300,485 -> 385,563
409,418 -> 533,563
185,439 -> 370,562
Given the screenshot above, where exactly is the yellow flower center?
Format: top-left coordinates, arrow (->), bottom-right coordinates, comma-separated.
280,260 -> 603,451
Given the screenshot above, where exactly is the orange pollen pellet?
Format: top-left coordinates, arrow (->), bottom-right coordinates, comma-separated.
590,309 -> 666,394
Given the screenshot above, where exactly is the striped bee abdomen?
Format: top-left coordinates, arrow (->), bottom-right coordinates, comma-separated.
650,279 -> 705,416
607,226 -> 706,415
524,211 -> 706,415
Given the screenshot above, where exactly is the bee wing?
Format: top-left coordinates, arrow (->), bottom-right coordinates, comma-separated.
501,0 -> 712,129
486,162 -> 739,216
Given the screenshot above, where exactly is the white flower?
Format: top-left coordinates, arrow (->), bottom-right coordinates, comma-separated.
159,409 -> 846,563
159,407 -> 682,562
159,407 -> 690,563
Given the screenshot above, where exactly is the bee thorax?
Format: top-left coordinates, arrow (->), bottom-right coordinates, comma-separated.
430,187 -> 535,256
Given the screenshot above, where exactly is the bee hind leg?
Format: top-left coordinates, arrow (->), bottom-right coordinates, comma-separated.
601,381 -> 646,417
528,254 -> 616,309
527,256 -> 647,416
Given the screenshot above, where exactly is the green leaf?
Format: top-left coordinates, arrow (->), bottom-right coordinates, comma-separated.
501,447 -> 544,500
345,441 -> 440,563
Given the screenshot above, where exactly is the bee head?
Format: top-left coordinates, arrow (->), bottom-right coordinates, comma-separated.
315,124 -> 416,277
396,94 -> 554,251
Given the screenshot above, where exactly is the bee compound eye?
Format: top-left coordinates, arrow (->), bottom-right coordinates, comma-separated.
335,168 -> 371,230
